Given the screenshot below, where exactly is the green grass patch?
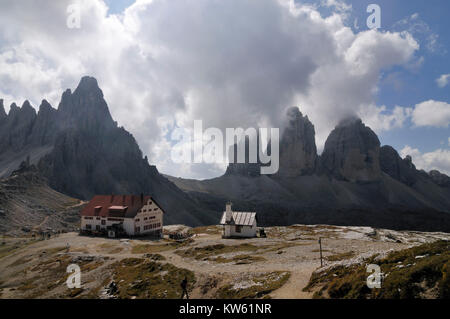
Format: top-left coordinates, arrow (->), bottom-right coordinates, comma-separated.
326,251 -> 356,262
0,239 -> 39,259
97,243 -> 123,254
131,240 -> 191,254
303,240 -> 450,299
111,258 -> 196,299
144,253 -> 166,261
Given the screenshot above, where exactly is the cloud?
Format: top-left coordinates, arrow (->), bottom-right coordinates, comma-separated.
0,0 -> 420,178
392,13 -> 443,54
400,146 -> 450,175
436,74 -> 450,88
358,104 -> 412,132
412,100 -> 450,128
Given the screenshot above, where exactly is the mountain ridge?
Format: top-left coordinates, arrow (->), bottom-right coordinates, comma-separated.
0,76 -> 220,227
1,77 -> 449,231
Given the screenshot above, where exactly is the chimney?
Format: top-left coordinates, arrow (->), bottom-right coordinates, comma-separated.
122,195 -> 126,205
111,195 -> 114,203
141,193 -> 144,204
225,201 -> 233,222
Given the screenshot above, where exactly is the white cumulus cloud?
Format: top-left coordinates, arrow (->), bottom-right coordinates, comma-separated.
436,74 -> 450,88
0,0 -> 421,178
412,100 -> 450,128
400,146 -> 450,175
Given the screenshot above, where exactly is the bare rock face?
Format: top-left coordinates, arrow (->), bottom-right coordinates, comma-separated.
57,76 -> 115,132
0,99 -> 6,122
428,170 -> 450,188
0,101 -> 37,153
277,107 -> 317,177
30,100 -> 59,146
380,145 -> 418,186
225,136 -> 261,177
321,117 -> 381,182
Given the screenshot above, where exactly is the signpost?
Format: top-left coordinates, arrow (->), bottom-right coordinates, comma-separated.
319,237 -> 323,267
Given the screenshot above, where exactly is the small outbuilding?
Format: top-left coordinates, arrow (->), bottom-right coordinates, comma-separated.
220,202 -> 257,238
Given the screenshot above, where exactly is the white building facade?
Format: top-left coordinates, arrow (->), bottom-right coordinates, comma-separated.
80,195 -> 164,238
220,203 -> 257,238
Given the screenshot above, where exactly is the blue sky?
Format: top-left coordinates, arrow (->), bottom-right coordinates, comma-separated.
307,0 -> 450,154
103,0 -> 135,14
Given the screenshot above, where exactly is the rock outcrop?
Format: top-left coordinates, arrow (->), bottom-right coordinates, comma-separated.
30,100 -> 59,146
225,135 -> 262,177
0,162 -> 82,236
0,99 -> 6,122
428,170 -> 450,188
320,117 -> 381,182
379,145 -> 418,186
277,107 -> 317,177
0,101 -> 37,153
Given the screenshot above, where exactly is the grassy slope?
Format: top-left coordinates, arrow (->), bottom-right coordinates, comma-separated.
304,240 -> 450,299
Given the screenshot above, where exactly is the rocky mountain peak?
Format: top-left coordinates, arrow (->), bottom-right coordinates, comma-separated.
38,99 -> 54,114
18,100 -> 37,122
379,145 -> 418,186
75,76 -> 101,93
321,116 -> 381,182
21,100 -> 34,111
31,100 -> 58,146
428,170 -> 450,188
0,99 -> 6,121
225,135 -> 262,177
58,76 -> 114,131
8,102 -> 20,117
278,106 -> 317,177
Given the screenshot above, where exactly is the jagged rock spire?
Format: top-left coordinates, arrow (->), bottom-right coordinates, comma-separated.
321,117 -> 381,182
0,99 -> 6,120
278,107 -> 317,177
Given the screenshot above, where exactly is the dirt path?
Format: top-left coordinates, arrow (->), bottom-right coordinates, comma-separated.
270,267 -> 316,298
37,216 -> 49,228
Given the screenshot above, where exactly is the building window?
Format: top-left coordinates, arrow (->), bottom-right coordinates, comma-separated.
101,220 -> 106,225
235,225 -> 242,233
86,224 -> 92,230
135,226 -> 140,233
136,219 -> 140,222
96,225 -> 100,231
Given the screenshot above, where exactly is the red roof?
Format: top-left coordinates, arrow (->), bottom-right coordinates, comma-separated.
81,195 -> 163,219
